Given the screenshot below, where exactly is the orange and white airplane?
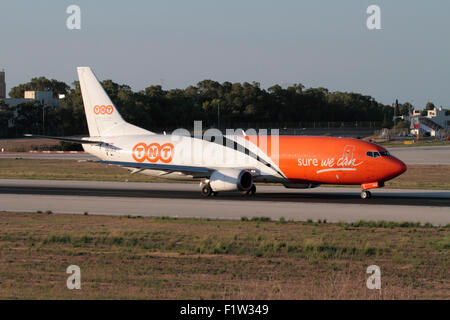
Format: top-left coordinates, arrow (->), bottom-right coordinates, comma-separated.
27,67 -> 407,199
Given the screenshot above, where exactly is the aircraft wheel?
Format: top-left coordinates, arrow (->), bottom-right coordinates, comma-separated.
361,190 -> 371,199
201,184 -> 212,197
242,184 -> 256,196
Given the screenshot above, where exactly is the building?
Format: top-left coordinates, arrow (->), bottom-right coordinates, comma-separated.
425,107 -> 450,128
3,90 -> 61,108
0,70 -> 5,99
23,90 -> 60,107
0,71 -> 61,107
409,106 -> 450,137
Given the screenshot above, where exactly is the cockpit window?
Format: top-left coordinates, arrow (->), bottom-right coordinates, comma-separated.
366,150 -> 391,158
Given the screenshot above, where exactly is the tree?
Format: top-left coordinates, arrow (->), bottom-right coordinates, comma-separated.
3,75 -> 396,138
393,100 -> 400,118
0,100 -> 13,137
144,85 -> 165,98
58,81 -> 88,136
9,77 -> 69,98
400,102 -> 413,116
425,102 -> 435,110
13,101 -> 44,135
393,120 -> 410,129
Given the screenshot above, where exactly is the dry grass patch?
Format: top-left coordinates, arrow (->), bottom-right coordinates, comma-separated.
0,212 -> 448,299
0,159 -> 165,182
384,165 -> 450,189
0,138 -> 59,152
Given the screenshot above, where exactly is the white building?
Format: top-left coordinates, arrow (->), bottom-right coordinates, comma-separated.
3,90 -> 60,108
426,107 -> 450,128
409,106 -> 450,137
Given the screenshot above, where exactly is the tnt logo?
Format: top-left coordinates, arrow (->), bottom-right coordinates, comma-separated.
132,142 -> 174,163
94,105 -> 114,115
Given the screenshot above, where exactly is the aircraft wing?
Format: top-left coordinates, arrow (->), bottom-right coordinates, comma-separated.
99,160 -> 212,178
99,160 -> 261,178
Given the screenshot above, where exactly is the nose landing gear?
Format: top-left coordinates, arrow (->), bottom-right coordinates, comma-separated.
360,181 -> 382,199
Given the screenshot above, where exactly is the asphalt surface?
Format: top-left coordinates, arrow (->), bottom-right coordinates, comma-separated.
388,145 -> 450,165
1,145 -> 450,164
1,179 -> 449,225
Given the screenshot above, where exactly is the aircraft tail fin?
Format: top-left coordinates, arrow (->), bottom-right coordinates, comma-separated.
77,67 -> 153,137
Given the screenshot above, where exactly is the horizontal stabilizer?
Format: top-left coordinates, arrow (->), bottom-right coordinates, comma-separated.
24,134 -> 103,145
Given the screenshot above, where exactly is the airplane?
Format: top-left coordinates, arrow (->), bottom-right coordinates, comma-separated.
26,67 -> 407,199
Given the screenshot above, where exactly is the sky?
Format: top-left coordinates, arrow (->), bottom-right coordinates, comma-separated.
1,0 -> 449,108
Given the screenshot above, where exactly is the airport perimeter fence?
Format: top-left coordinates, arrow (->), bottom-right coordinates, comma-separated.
373,128 -> 450,141
152,121 -> 382,136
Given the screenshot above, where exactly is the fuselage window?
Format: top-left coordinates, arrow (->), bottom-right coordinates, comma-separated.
366,150 -> 390,158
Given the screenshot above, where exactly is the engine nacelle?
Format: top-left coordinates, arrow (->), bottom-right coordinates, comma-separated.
210,169 -> 253,192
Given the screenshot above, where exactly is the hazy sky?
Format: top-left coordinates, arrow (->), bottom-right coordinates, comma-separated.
1,0 -> 449,108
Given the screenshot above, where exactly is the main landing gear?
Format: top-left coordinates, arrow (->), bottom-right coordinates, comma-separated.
360,190 -> 372,199
200,183 -> 218,197
201,183 -> 212,197
200,181 -> 256,197
242,184 -> 256,196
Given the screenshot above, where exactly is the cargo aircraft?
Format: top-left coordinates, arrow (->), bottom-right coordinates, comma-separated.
26,67 -> 407,199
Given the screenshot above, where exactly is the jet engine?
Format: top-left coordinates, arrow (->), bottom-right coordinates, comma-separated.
209,169 -> 253,192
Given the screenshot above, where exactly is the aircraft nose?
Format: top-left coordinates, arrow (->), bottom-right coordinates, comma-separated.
390,158 -> 407,177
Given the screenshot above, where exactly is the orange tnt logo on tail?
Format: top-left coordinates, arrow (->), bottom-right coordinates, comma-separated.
132,142 -> 174,163
94,105 -> 114,115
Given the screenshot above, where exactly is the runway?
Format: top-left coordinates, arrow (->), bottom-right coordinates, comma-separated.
1,179 -> 449,225
388,145 -> 450,165
1,145 -> 450,164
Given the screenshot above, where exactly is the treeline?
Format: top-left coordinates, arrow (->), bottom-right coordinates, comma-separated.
0,77 -> 395,138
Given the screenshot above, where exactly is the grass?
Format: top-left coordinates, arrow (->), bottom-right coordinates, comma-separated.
1,159 -> 450,189
0,159 -> 170,183
0,138 -> 59,152
383,165 -> 450,189
0,212 -> 448,299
